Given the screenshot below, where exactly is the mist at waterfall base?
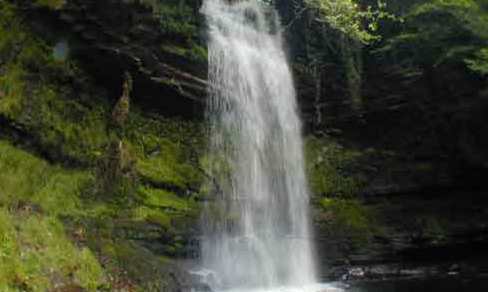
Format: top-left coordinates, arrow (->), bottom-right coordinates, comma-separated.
195,1 -> 341,291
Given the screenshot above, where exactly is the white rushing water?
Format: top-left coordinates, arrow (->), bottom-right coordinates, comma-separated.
200,1 -> 338,291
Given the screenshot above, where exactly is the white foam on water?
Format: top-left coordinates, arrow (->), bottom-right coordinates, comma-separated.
211,283 -> 343,292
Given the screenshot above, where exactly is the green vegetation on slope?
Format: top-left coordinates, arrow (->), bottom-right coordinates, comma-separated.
0,1 -> 206,289
0,127 -> 201,289
0,141 -> 91,216
0,210 -> 103,291
0,141 -> 105,291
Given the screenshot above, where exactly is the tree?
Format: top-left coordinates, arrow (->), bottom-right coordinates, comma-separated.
304,0 -> 399,43
374,0 -> 488,77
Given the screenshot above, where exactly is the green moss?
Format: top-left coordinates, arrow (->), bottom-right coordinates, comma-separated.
162,43 -> 208,63
32,85 -> 108,163
0,140 -> 91,216
133,206 -> 172,230
126,112 -> 205,191
188,44 -> 208,62
98,240 -> 173,291
137,150 -> 189,189
35,0 -> 65,10
0,2 -> 109,164
0,64 -> 24,118
138,186 -> 194,212
305,136 -> 364,197
161,44 -> 188,56
146,212 -> 173,229
132,186 -> 198,230
320,198 -> 370,231
16,82 -> 108,164
156,2 -> 199,41
127,0 -> 199,42
0,141 -> 122,289
0,209 -> 104,291
0,139 -> 192,289
318,198 -> 381,246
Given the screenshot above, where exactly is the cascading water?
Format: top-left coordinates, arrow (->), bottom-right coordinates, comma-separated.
199,1 -> 339,291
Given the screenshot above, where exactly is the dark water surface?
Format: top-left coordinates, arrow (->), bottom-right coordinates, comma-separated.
349,277 -> 488,292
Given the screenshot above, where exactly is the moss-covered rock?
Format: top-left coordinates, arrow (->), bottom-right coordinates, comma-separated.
0,135 -> 200,289
0,2 -> 206,288
34,0 -> 65,10
126,112 -> 206,192
0,140 -> 90,215
0,209 -> 105,291
0,0 -> 110,164
305,135 -> 365,198
317,198 -> 381,247
0,141 -> 105,291
28,0 -> 208,115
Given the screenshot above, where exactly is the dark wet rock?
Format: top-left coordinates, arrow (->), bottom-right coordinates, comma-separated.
314,190 -> 488,282
18,0 -> 207,118
276,0 -> 488,197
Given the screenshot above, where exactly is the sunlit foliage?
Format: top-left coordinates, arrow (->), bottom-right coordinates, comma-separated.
374,0 -> 488,76
304,0 -> 400,43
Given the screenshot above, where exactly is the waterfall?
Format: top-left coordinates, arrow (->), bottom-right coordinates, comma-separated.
200,0 -> 322,290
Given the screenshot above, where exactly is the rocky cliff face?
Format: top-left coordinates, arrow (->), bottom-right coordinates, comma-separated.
279,0 -> 488,196
1,1 -> 207,290
21,0 -> 208,116
276,0 -> 488,281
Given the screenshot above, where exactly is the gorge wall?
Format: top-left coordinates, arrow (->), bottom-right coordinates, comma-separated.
275,0 -> 488,280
